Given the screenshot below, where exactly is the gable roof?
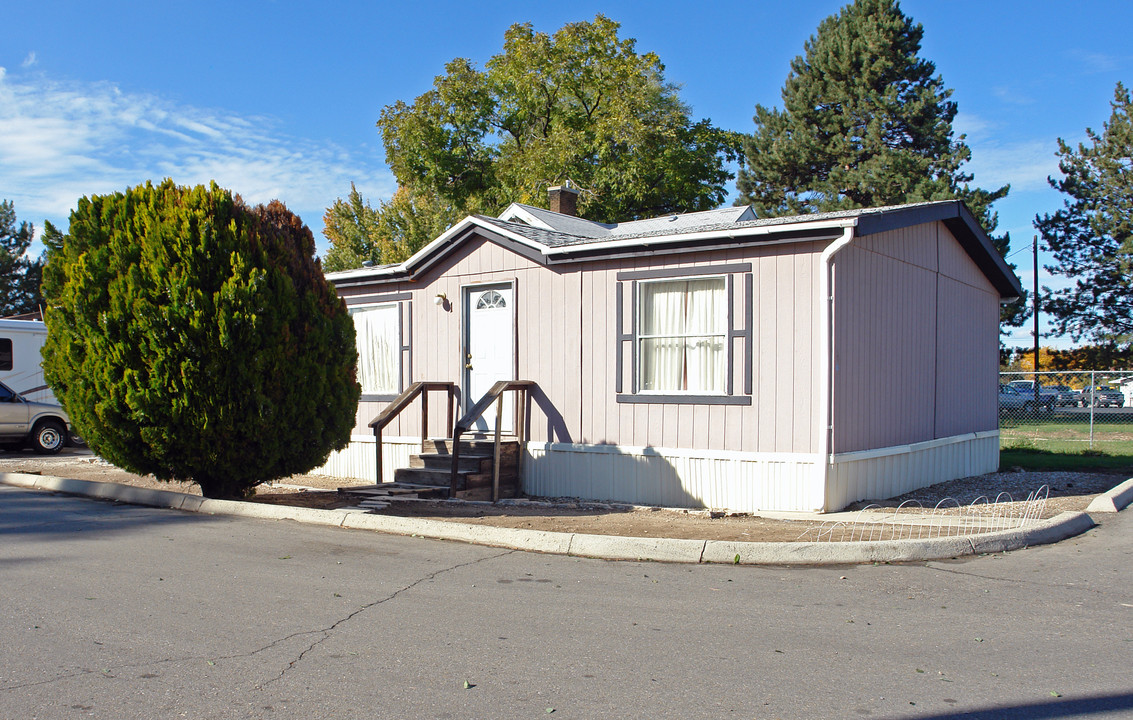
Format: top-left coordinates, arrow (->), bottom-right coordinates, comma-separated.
328,200 -> 1022,299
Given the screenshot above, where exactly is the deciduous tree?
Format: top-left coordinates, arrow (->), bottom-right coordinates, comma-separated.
42,181 -> 360,498
325,15 -> 740,268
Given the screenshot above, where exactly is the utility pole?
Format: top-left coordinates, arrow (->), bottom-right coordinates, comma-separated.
1033,234 -> 1040,406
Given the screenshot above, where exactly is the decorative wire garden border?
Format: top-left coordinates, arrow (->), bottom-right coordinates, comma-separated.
798,486 -> 1050,542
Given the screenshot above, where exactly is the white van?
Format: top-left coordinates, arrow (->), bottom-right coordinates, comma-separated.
0,319 -> 55,404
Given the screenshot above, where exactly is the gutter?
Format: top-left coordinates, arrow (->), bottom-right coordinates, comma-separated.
817,225 -> 856,512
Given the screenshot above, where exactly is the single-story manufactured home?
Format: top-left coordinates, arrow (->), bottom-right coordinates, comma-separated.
322,189 -> 1022,512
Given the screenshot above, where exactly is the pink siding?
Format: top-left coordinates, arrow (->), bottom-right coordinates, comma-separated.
338,233 -> 826,454
832,222 -> 999,453
577,244 -> 823,454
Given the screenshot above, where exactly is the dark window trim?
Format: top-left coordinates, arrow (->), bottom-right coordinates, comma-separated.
616,394 -> 752,406
615,270 -> 752,404
616,263 -> 752,282
345,291 -> 412,306
350,299 -> 410,397
0,338 -> 11,372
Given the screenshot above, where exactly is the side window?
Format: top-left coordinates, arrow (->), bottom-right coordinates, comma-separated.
615,264 -> 753,405
0,339 -> 11,371
0,383 -> 14,402
349,304 -> 402,397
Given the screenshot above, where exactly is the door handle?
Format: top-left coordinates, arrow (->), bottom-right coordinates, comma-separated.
465,363 -> 473,369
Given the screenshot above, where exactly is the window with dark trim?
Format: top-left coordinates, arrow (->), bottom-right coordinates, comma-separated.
0,339 -> 11,372
615,264 -> 752,406
345,294 -> 412,401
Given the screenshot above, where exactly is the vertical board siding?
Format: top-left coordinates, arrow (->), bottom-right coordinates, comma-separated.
833,239 -> 937,452
341,234 -> 827,458
935,276 -> 999,436
832,223 -> 998,455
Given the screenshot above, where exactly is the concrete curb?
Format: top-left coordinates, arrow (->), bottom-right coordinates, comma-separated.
1084,477 -> 1133,513
0,472 -> 1102,565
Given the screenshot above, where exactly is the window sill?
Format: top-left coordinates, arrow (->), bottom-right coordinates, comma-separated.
616,394 -> 751,406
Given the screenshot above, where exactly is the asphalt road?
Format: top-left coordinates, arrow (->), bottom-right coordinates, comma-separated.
1,487 -> 1130,720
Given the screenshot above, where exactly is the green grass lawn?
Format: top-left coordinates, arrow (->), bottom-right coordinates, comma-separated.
999,412 -> 1133,455
999,446 -> 1133,472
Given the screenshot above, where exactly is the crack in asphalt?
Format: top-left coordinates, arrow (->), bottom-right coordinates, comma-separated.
921,563 -> 1112,596
258,548 -> 517,687
0,549 -> 516,693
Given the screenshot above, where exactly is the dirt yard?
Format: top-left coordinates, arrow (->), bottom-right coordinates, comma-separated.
0,449 -> 1125,543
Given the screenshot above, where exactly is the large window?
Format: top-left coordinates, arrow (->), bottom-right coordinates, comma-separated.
615,263 -> 752,405
638,278 -> 726,393
0,339 -> 11,371
350,304 -> 400,396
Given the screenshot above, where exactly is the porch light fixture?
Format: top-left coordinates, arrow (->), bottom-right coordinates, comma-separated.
434,293 -> 449,310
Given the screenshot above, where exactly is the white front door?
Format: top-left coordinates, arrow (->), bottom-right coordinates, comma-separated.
465,284 -> 514,432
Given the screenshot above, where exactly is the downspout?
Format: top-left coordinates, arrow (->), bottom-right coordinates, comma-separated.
816,225 -> 856,512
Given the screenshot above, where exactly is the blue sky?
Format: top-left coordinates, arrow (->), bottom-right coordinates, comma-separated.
2,1 -> 1130,348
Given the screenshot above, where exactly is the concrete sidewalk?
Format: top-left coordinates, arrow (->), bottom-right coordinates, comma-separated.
4,471 -> 1129,565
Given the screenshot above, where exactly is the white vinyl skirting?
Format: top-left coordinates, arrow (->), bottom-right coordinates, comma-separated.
311,435 -> 420,485
314,431 -> 1000,513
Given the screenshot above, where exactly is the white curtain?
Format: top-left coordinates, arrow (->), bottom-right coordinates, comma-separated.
351,305 -> 399,394
639,278 -> 725,393
640,282 -> 686,391
683,279 -> 725,393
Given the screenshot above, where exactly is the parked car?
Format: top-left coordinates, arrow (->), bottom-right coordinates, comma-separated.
1006,380 -> 1056,411
1050,385 -> 1080,407
1079,386 -> 1126,408
0,379 -> 77,454
999,384 -> 1042,414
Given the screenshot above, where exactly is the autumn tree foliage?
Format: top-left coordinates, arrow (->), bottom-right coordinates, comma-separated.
41,181 -> 360,498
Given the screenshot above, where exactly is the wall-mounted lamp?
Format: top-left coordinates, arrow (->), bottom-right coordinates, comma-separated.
434,292 -> 450,311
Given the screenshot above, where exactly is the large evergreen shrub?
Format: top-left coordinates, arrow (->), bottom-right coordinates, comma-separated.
41,180 -> 360,498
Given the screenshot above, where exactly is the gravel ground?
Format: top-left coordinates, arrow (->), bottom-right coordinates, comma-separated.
0,449 -> 1125,543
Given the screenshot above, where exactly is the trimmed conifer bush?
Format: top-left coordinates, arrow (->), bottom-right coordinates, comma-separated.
41,180 -> 360,499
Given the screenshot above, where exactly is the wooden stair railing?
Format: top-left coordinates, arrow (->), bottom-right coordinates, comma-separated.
451,380 -> 535,502
368,382 -> 457,484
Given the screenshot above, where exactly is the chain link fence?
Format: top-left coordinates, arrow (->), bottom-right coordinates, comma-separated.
999,370 -> 1133,453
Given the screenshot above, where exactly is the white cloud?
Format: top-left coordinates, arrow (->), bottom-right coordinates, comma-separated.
0,68 -> 396,247
962,137 -> 1060,194
21,52 -> 37,68
1066,49 -> 1123,74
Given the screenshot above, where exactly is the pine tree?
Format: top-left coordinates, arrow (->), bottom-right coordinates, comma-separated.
41,181 -> 360,498
0,200 -> 45,316
1037,83 -> 1133,348
735,0 -> 1019,323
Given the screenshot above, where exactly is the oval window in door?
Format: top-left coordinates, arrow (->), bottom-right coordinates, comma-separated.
476,290 -> 507,309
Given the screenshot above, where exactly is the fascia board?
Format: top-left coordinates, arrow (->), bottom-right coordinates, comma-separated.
543,218 -> 859,258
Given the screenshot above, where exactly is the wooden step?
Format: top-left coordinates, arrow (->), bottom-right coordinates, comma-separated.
423,438 -> 520,457
393,467 -> 460,488
411,452 -> 492,473
455,484 -> 518,501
